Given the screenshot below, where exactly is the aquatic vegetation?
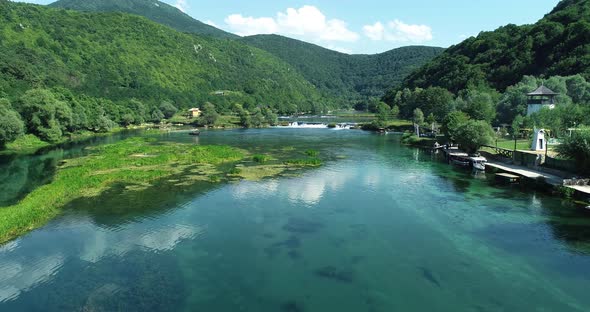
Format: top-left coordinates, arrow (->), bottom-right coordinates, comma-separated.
283,218 -> 323,234
0,137 -> 246,243
418,267 -> 441,288
264,235 -> 302,259
252,154 -> 269,163
304,149 -> 319,157
281,300 -> 305,312
284,158 -> 322,166
0,136 -> 328,243
314,266 -> 354,283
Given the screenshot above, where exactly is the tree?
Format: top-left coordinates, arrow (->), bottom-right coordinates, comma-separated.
454,120 -> 495,153
376,102 -> 391,122
390,105 -> 400,120
200,102 -> 219,126
159,101 -> 178,118
262,107 -> 278,126
426,113 -> 436,132
121,113 -> 135,126
128,99 -> 147,124
413,108 -> 424,136
442,111 -> 469,142
556,129 -> 590,173
511,114 -> 524,151
251,108 -> 265,127
0,99 -> 24,148
20,89 -> 71,142
458,89 -> 497,123
150,108 -> 165,123
413,87 -> 454,121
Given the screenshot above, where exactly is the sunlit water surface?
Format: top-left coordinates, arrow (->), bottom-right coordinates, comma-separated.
1,128 -> 590,311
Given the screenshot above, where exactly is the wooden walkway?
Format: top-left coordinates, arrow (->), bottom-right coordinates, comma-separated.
486,161 -> 564,186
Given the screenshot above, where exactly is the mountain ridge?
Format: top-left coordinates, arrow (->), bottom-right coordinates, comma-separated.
241,34 -> 444,104
0,1 -> 324,114
49,0 -> 238,39
400,0 -> 590,93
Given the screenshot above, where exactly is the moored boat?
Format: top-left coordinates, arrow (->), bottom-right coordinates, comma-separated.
189,129 -> 200,136
470,156 -> 487,171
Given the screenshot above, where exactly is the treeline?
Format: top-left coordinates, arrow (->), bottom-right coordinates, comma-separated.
401,0 -> 590,93
0,88 -> 182,147
385,74 -> 590,137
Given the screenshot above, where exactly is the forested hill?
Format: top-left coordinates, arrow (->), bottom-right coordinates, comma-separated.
401,0 -> 590,93
241,34 -> 444,103
0,1 -> 325,113
49,0 -> 238,39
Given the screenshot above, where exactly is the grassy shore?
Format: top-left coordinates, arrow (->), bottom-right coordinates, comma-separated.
0,137 -> 323,243
1,128 -> 132,155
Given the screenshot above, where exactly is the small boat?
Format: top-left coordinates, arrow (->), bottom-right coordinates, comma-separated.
470,156 -> 487,171
188,129 -> 200,136
451,157 -> 470,167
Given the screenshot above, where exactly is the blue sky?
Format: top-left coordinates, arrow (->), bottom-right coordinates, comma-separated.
17,0 -> 560,54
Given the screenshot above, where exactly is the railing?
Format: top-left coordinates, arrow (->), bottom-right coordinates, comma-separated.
482,145 -> 514,159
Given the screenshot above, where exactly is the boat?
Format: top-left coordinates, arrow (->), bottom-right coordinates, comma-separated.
446,150 -> 487,171
470,156 -> 487,171
188,129 -> 200,136
451,157 -> 470,167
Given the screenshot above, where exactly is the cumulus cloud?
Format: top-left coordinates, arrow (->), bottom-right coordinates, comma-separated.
363,20 -> 433,43
204,20 -> 219,28
224,5 -> 359,42
174,0 -> 188,13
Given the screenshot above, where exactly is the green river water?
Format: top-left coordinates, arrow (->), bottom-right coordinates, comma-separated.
1,128 -> 590,311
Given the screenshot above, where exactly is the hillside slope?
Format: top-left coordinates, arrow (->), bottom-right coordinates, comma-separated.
0,1 -> 323,113
49,0 -> 238,39
402,0 -> 590,93
241,34 -> 444,103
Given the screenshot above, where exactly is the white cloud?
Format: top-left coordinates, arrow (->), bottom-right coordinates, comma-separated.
174,0 -> 188,13
224,5 -> 359,42
363,20 -> 433,43
225,14 -> 278,36
326,45 -> 353,54
205,20 -> 219,28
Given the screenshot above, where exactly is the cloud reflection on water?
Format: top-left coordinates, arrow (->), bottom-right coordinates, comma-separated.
0,217 -> 203,302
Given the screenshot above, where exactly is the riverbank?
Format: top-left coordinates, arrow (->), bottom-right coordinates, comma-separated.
1,127 -> 136,156
0,137 -> 324,243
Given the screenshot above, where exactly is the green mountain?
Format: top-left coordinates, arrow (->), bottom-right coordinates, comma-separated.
401,0 -> 590,94
241,34 -> 444,103
47,1 -> 443,105
0,1 -> 323,113
49,0 -> 238,39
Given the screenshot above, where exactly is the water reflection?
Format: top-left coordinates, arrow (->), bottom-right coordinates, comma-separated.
0,214 -> 204,303
0,254 -> 64,302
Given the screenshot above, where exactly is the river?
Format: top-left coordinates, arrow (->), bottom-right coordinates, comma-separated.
1,128 -> 590,311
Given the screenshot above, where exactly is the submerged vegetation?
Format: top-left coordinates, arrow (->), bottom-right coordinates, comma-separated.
0,137 -> 325,243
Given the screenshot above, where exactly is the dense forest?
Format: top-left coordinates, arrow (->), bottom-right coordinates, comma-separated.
0,1 -> 331,147
242,35 -> 443,104
49,0 -> 444,106
379,0 -> 590,155
400,0 -> 590,93
49,0 -> 238,39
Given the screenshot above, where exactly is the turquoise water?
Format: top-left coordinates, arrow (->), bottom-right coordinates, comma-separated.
1,129 -> 590,311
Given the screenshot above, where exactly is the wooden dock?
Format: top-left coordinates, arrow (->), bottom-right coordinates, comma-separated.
486,161 -> 564,186
495,173 -> 520,183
